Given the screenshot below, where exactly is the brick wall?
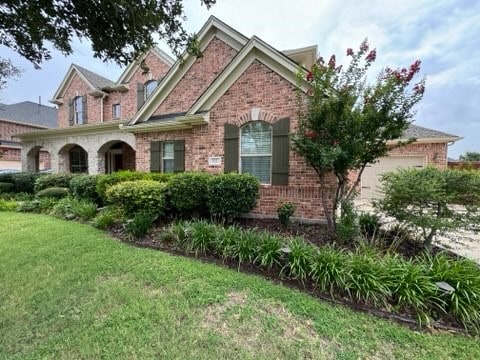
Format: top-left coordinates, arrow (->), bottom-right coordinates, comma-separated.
58,51 -> 171,127
153,37 -> 238,115
136,59 -> 335,220
388,142 -> 448,168
0,119 -> 44,141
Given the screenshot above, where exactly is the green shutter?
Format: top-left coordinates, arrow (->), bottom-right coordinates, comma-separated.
137,83 -> 145,110
150,141 -> 161,172
82,95 -> 88,124
68,98 -> 74,126
174,140 -> 185,173
272,117 -> 290,185
224,124 -> 239,172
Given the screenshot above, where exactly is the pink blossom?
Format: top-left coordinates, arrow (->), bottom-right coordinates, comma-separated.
328,54 -> 336,69
306,71 -> 313,81
365,49 -> 376,62
413,84 -> 425,95
346,48 -> 354,56
335,65 -> 343,73
304,130 -> 317,139
360,39 -> 369,52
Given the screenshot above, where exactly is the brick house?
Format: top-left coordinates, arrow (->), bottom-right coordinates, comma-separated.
0,101 -> 56,171
17,17 -> 460,220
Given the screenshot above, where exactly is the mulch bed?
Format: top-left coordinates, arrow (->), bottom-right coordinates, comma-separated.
107,217 -> 469,335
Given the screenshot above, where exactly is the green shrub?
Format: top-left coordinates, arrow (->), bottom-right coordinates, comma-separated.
167,172 -> 211,217
188,220 -> 217,255
383,255 -> 439,319
376,167 -> 480,249
213,225 -> 242,260
17,198 -> 58,213
106,180 -> 167,216
336,199 -> 359,242
0,172 -> 43,193
359,212 -> 381,237
124,211 -> 157,238
344,252 -> 391,305
277,201 -> 296,227
92,207 -> 122,230
0,182 -> 14,193
425,253 -> 480,329
34,173 -> 77,193
35,187 -> 69,199
52,197 -> 97,221
207,173 -> 259,223
282,237 -> 314,283
230,229 -> 259,266
70,175 -> 99,202
160,220 -> 193,248
255,233 -> 283,268
96,171 -> 171,200
0,199 -> 17,211
310,245 -> 348,295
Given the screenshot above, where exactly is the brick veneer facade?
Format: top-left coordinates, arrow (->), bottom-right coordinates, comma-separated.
0,119 -> 50,169
25,20 -> 454,221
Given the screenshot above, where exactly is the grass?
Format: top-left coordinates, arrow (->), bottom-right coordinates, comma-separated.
0,213 -> 479,360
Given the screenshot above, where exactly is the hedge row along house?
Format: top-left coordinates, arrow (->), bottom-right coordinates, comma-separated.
17,17 -> 460,220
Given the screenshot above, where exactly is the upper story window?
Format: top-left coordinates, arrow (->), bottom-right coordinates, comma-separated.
144,80 -> 158,100
73,96 -> 83,125
112,103 -> 121,119
240,121 -> 272,184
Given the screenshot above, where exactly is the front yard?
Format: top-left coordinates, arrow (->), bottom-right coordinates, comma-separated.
1,212 -> 479,359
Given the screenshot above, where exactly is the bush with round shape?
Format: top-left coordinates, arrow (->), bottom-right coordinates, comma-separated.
96,170 -> 172,200
105,180 -> 167,216
166,172 -> 211,217
0,172 -> 43,193
277,201 -> 296,227
0,182 -> 14,193
35,187 -> 69,199
34,173 -> 77,193
207,173 -> 259,223
70,174 -> 99,202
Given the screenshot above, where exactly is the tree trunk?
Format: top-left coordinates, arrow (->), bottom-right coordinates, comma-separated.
424,229 -> 436,250
318,171 -> 336,237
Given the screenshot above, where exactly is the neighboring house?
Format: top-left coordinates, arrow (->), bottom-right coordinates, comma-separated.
0,101 -> 57,171
17,17 -> 460,220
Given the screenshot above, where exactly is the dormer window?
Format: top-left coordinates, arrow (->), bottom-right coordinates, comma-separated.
74,96 -> 83,125
144,80 -> 158,100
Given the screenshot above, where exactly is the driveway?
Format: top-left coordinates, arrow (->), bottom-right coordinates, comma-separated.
355,200 -> 480,263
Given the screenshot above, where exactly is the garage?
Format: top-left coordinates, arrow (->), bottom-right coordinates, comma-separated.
360,155 -> 425,200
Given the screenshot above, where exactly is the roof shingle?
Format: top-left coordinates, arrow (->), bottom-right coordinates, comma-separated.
73,64 -> 115,89
401,124 -> 459,140
0,101 -> 57,128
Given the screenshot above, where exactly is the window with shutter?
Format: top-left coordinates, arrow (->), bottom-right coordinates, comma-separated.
73,96 -> 83,125
150,140 -> 185,173
240,121 -> 272,184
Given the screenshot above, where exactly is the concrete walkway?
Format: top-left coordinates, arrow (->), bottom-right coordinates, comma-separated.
355,200 -> 480,263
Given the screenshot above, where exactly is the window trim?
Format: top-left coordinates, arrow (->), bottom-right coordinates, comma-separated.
144,80 -> 158,100
69,146 -> 88,173
239,121 -> 273,185
161,141 -> 174,173
73,96 -> 83,125
112,103 -> 121,119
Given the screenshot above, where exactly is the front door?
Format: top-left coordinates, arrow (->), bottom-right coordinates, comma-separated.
106,149 -> 123,174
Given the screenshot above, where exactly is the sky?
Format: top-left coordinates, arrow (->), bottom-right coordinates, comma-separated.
0,0 -> 478,158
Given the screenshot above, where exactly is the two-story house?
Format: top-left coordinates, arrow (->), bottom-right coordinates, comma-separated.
17,17 -> 460,220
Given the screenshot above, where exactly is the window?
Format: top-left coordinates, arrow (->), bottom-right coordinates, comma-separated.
74,96 -> 83,125
69,146 -> 88,173
162,142 -> 174,173
112,103 -> 121,119
144,80 -> 158,100
240,121 -> 272,184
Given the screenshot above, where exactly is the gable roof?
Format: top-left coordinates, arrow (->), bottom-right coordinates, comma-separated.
402,124 -> 459,140
74,64 -> 115,89
50,64 -> 115,104
127,16 -> 249,125
187,36 -> 310,116
0,101 -> 57,128
116,48 -> 175,85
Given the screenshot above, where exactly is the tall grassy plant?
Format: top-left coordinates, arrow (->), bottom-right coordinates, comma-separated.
310,245 -> 348,295
282,238 -> 314,283
256,233 -> 283,268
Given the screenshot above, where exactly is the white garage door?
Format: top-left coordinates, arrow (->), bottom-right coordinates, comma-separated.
361,155 -> 425,200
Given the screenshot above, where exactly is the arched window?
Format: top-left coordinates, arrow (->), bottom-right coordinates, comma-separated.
240,121 -> 272,184
73,96 -> 83,124
144,80 -> 158,100
69,145 -> 88,173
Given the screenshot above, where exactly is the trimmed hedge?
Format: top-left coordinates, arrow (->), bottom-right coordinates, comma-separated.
70,175 -> 99,202
105,180 -> 167,216
161,220 -> 480,332
0,172 -> 43,193
96,171 -> 172,200
0,182 -> 14,193
34,173 -> 77,193
35,187 -> 70,199
166,172 -> 211,217
207,173 -> 259,222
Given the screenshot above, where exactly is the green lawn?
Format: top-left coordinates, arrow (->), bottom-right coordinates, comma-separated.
0,213 -> 478,360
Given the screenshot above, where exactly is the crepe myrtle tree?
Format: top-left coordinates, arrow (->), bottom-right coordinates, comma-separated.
292,40 -> 426,235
